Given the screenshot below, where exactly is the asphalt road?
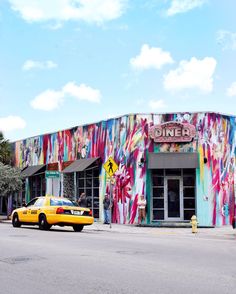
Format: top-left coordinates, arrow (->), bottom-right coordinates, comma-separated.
0,223 -> 236,294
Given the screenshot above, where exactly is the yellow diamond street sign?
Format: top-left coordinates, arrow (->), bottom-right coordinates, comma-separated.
103,157 -> 118,177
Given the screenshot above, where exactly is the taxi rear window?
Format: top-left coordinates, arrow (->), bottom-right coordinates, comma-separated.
50,199 -> 75,206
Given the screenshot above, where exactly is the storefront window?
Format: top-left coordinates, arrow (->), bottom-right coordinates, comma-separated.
76,166 -> 100,218
42,177 -> 46,195
183,169 -> 196,220
166,169 -> 181,176
29,174 -> 46,199
22,179 -> 26,202
183,176 -> 195,186
85,169 -> 93,178
184,198 -> 195,209
152,169 -> 164,176
153,188 -> 164,198
151,169 -> 196,221
184,210 -> 195,220
183,187 -> 195,198
153,176 -> 164,186
152,169 -> 165,220
153,210 -> 164,220
153,199 -> 164,209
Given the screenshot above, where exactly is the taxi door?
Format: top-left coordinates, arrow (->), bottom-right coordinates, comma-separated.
19,198 -> 38,222
18,206 -> 28,222
28,198 -> 45,223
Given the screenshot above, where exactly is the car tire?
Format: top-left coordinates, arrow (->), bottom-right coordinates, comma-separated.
39,214 -> 51,230
73,225 -> 84,232
12,213 -> 21,228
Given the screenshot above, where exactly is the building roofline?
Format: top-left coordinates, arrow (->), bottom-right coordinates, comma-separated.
11,111 -> 236,143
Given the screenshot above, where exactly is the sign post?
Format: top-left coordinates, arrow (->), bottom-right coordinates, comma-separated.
45,171 -> 60,196
109,178 -> 112,229
103,157 -> 118,228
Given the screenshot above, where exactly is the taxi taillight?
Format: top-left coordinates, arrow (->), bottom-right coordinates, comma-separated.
89,210 -> 92,216
56,207 -> 64,214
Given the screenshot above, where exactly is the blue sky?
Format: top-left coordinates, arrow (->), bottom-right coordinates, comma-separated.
0,0 -> 236,142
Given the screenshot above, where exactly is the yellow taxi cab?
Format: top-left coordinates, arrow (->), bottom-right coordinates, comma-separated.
11,195 -> 94,232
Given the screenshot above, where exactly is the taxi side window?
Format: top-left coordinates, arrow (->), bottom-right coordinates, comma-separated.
26,198 -> 38,207
34,198 -> 45,207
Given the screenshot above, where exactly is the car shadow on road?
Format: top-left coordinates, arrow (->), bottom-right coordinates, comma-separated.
12,225 -> 98,234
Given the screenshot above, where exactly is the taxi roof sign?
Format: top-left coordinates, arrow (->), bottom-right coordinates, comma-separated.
103,157 -> 118,177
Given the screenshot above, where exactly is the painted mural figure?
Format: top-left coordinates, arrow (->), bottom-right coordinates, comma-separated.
222,203 -> 229,217
33,138 -> 41,163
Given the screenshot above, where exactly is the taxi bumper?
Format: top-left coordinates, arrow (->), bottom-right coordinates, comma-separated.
46,214 -> 94,226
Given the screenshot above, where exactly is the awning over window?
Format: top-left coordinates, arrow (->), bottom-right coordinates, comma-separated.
148,152 -> 199,169
62,157 -> 100,173
21,164 -> 46,177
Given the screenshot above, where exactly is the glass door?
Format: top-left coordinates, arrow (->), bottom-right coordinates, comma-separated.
165,177 -> 183,220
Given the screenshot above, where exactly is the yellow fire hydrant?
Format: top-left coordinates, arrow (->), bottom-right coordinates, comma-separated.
190,215 -> 198,233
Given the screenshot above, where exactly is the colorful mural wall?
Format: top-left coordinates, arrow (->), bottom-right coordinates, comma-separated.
14,112 -> 236,226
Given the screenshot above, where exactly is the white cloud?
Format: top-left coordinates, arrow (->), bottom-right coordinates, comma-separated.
226,82 -> 236,97
167,0 -> 206,16
9,0 -> 127,25
216,30 -> 236,51
22,60 -> 58,71
148,99 -> 166,110
63,82 -> 101,103
0,116 -> 26,132
130,44 -> 174,70
30,82 -> 101,111
164,57 -> 217,93
30,89 -> 64,111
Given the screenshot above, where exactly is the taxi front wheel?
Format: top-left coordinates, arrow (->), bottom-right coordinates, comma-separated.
39,214 -> 51,230
12,213 -> 21,228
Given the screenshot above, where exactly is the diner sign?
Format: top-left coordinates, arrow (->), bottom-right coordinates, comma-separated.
149,121 -> 196,143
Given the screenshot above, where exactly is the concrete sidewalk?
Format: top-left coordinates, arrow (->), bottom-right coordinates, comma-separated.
85,223 -> 236,241
0,215 -> 9,221
90,221 -> 234,234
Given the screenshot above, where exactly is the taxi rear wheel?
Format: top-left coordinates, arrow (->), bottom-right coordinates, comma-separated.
73,225 -> 84,232
39,214 -> 51,230
12,213 -> 21,228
